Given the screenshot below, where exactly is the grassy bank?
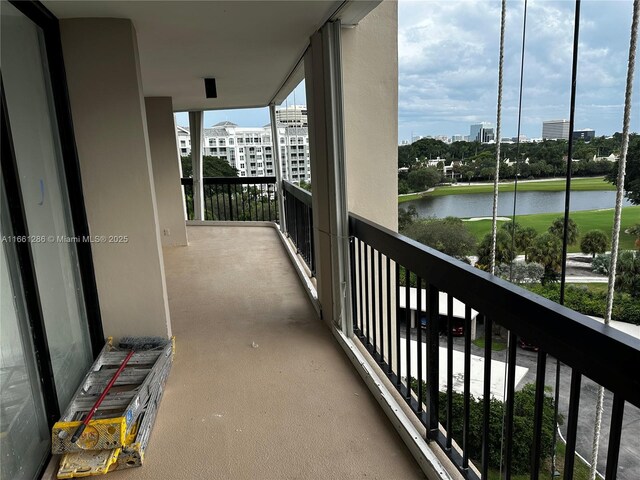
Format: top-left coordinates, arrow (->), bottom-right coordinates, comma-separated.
462,206 -> 640,252
398,191 -> 429,202
398,177 -> 615,203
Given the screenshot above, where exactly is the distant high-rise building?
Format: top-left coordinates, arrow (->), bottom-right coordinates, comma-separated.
470,122 -> 494,143
451,134 -> 465,142
275,105 -> 308,127
572,129 -> 595,142
542,119 -> 570,140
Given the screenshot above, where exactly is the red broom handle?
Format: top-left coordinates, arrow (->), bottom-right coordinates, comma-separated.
70,349 -> 134,443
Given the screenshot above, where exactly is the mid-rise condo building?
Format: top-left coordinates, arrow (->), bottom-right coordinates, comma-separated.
176,121 -> 310,183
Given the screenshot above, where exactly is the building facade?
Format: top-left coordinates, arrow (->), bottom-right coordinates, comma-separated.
542,119 -> 570,140
469,122 -> 494,143
573,128 -> 596,142
176,121 -> 311,184
275,104 -> 308,127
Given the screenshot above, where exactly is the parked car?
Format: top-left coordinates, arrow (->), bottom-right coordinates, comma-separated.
518,338 -> 539,352
451,324 -> 464,337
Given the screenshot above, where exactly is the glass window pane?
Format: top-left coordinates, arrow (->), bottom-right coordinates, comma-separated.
1,187 -> 50,480
1,2 -> 93,410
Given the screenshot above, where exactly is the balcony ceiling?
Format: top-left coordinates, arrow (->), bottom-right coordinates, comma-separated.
43,1 -> 366,112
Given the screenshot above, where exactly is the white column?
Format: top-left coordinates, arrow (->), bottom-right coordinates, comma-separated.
269,104 -> 287,231
145,97 -> 188,246
305,21 -> 351,333
189,111 -> 204,221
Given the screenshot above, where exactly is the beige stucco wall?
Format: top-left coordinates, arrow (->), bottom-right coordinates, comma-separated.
342,0 -> 399,231
305,2 -> 398,327
305,29 -> 333,325
60,18 -> 171,339
341,1 -> 399,367
145,97 -> 188,246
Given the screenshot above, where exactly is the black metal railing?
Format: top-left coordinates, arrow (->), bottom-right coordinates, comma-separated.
282,180 -> 315,276
349,212 -> 639,480
181,177 -> 278,222
181,179 -> 194,220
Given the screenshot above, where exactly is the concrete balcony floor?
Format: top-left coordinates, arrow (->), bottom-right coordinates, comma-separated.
110,225 -> 425,479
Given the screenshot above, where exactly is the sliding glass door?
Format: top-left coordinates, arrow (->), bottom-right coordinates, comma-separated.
1,1 -> 93,411
0,185 -> 51,480
1,2 -> 99,478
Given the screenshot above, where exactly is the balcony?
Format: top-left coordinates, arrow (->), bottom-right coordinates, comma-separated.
109,224 -> 426,479
5,2 -> 636,479
164,183 -> 640,480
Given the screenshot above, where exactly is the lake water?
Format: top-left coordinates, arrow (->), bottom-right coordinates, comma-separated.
400,190 -> 633,219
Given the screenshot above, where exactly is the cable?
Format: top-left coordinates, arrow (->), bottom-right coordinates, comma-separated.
552,1 -> 582,476
509,0 -> 528,283
589,2 -> 639,478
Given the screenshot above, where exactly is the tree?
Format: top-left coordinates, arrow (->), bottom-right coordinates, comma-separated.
627,223 -> 640,249
398,206 -> 418,231
495,262 -> 544,284
502,222 -> 538,260
606,134 -> 639,205
181,154 -> 238,178
403,217 -> 476,260
298,180 -> 312,192
406,167 -> 443,192
580,230 -> 608,258
529,233 -> 563,283
616,251 -> 639,298
548,217 -> 579,245
410,380 -> 558,475
476,230 -> 515,268
591,250 -> 640,298
398,179 -> 410,194
516,227 -> 538,261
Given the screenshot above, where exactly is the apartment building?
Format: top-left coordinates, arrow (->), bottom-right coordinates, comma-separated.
542,119 -> 570,140
275,104 -> 308,127
176,121 -> 311,183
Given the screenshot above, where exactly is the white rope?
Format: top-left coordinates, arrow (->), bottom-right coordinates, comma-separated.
490,0 -> 507,275
489,2 -> 508,476
589,2 -> 638,478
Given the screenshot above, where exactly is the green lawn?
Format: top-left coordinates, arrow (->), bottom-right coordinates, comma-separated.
472,337 -> 507,351
398,177 -> 615,203
398,191 -> 429,202
463,206 -> 640,252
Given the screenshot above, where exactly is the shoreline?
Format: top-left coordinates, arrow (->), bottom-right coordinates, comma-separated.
398,176 -> 615,203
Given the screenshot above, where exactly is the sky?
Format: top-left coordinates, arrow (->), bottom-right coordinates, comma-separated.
174,82 -> 306,130
176,0 -> 639,143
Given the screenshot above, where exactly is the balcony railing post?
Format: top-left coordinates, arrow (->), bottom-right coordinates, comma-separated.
227,183 -> 233,221
426,284 -> 439,440
188,111 -> 204,221
269,104 -> 286,231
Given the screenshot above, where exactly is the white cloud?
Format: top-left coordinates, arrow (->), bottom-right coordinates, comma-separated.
398,0 -> 640,142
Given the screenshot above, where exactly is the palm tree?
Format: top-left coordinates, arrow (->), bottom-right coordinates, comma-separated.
548,217 -> 579,245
